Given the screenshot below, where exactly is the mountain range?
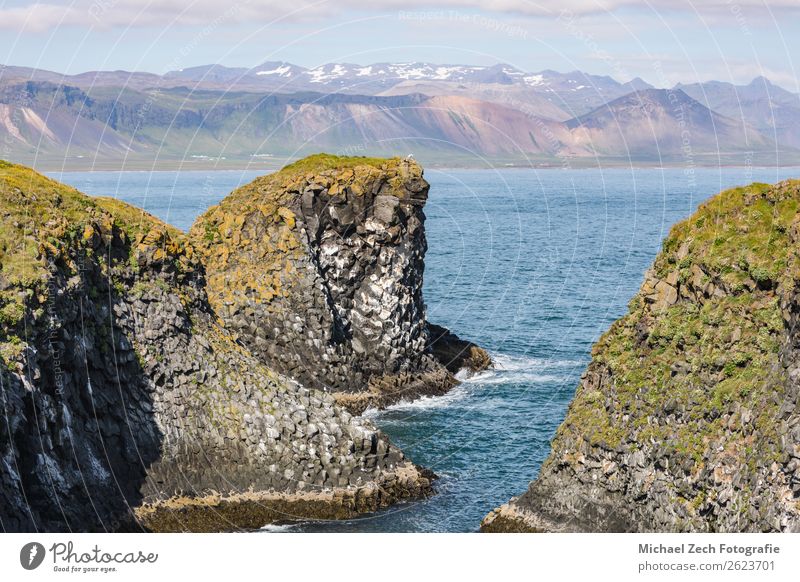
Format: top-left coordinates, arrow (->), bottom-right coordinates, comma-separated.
0,61 -> 798,168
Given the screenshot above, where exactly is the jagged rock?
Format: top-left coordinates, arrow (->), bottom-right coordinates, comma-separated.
427,323 -> 492,376
190,154 -> 490,413
0,160 -> 432,532
482,179 -> 800,533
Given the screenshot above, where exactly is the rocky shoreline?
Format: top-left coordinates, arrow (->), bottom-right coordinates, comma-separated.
0,156 -> 487,532
136,463 -> 434,532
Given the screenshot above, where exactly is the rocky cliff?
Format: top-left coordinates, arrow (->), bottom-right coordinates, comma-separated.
0,160 -> 434,532
482,180 -> 800,533
190,154 -> 489,414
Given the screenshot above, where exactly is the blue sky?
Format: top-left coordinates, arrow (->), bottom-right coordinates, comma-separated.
0,0 -> 798,90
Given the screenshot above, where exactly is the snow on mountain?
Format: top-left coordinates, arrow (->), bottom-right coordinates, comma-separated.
301,62 -> 500,84
308,63 -> 352,83
524,74 -> 546,87
255,65 -> 294,77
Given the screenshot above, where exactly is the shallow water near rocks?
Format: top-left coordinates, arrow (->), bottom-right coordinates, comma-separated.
51,165 -> 800,532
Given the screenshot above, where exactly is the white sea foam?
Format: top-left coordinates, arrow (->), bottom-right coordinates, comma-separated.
453,368 -> 474,381
363,352 -> 582,417
489,352 -> 583,372
470,371 -> 567,386
363,384 -> 471,418
455,352 -> 582,387
260,523 -> 300,532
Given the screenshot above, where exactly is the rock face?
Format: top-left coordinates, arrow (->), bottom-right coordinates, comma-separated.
0,160 -> 433,532
483,180 -> 800,533
190,154 -> 490,413
428,323 -> 493,376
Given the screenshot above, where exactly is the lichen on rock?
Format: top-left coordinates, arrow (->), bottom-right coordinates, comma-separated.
483,180 -> 800,533
190,154 -> 490,413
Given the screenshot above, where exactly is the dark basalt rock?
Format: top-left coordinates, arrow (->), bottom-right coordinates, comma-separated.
190,154 -> 490,413
0,160 -> 434,533
428,323 -> 492,376
482,180 -> 800,533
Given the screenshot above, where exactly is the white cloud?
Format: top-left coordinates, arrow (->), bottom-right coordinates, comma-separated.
0,3 -> 75,33
1,0 -> 798,32
0,1 -> 324,31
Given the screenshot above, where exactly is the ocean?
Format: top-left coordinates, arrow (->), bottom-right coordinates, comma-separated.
49,165 -> 800,532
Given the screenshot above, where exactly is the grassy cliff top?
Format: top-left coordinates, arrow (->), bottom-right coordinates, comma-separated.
188,153 -> 422,312
0,160 -> 206,372
0,160 -> 182,286
194,154 -> 414,218
276,153 -> 402,176
655,179 -> 800,291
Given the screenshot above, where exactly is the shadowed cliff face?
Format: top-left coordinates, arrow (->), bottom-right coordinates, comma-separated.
0,160 -> 433,533
191,155 -> 489,413
0,164 -> 163,531
482,180 -> 800,533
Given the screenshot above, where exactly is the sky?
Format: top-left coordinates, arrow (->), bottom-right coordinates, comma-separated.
0,0 -> 798,91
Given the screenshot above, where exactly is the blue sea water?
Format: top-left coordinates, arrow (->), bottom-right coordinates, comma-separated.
50,165 -> 800,532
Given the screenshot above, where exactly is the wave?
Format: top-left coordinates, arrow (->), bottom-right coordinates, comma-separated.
489,352 -> 584,372
457,352 -> 583,386
363,383 -> 471,417
260,523 -> 301,532
470,371 -> 569,386
364,351 -> 584,417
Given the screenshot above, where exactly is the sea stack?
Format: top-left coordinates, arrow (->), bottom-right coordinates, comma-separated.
190,154 -> 490,414
0,160 -> 437,532
482,180 -> 800,533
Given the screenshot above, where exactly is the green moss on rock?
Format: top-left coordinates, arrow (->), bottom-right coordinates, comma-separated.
276,153 -> 399,176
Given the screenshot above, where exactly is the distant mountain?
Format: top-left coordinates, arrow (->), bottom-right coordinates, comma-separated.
377,80 -> 573,121
0,63 -> 795,166
1,61 -> 654,118
0,81 -> 579,160
0,82 -> 138,155
566,88 -> 772,157
516,70 -> 654,117
0,64 -> 164,91
678,77 -> 800,149
167,61 -> 529,90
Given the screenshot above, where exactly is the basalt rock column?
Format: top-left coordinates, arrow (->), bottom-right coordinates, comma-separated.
191,155 -> 490,413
